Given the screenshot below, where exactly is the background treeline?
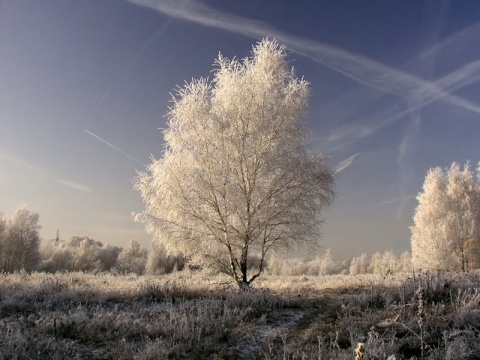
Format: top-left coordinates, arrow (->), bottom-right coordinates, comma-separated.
1,207 -> 413,276
0,208 -> 185,275
38,238 -> 186,275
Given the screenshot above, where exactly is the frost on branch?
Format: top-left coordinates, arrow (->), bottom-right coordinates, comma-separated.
134,39 -> 334,288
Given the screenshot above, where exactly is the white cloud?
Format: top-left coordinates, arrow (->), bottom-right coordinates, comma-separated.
0,151 -> 93,193
0,151 -> 52,177
57,179 -> 92,193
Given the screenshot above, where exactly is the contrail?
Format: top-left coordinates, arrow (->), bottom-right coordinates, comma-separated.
94,17 -> 175,112
323,59 -> 480,153
128,0 -> 480,116
85,129 -> 145,166
395,60 -> 480,219
338,195 -> 417,214
335,153 -> 359,173
89,2 -> 187,121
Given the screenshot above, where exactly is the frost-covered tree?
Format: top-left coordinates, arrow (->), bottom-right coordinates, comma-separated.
368,251 -> 382,274
74,237 -> 104,272
349,256 -> 360,275
39,236 -> 121,273
445,162 -> 479,270
349,252 -> 369,275
0,213 -> 7,268
358,252 -> 369,274
115,240 -> 147,275
0,208 -> 40,272
145,241 -> 185,275
311,249 -> 335,275
96,243 -> 122,272
411,167 -> 455,271
134,39 -> 334,288
366,250 -> 399,276
379,250 -> 398,276
398,251 -> 413,273
411,162 -> 480,271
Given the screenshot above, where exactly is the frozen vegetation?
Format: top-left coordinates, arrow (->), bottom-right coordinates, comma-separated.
1,270 -> 480,359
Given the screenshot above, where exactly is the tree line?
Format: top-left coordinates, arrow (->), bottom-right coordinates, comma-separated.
0,207 -> 415,277
0,207 -> 185,275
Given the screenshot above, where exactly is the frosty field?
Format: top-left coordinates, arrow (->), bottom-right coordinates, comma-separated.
1,270 -> 480,359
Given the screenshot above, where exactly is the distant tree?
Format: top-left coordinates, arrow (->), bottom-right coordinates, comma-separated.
0,213 -> 6,269
0,208 -> 40,272
349,252 -> 369,275
366,251 -> 397,276
398,251 -> 412,273
115,240 -> 147,275
74,237 -> 103,272
311,249 -> 335,275
379,250 -> 398,276
96,243 -> 122,272
134,39 -> 334,288
145,242 -> 165,275
145,241 -> 185,275
265,253 -> 284,276
411,162 -> 480,271
39,244 -> 75,273
349,256 -> 360,275
358,252 -> 369,274
39,235 -> 121,273
368,251 -> 382,274
411,167 -> 450,271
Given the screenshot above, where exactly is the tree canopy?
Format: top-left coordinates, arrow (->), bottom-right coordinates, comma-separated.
134,39 -> 334,288
411,162 -> 480,271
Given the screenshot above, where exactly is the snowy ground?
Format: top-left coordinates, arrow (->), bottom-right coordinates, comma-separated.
1,271 -> 480,359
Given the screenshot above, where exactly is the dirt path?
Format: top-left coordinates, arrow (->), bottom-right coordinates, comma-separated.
233,294 -> 343,359
232,292 -> 358,360
233,307 -> 316,359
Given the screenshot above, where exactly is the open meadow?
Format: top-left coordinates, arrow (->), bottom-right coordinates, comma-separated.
1,270 -> 480,359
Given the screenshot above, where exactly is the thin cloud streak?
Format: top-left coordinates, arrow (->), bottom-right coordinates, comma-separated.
0,151 -> 52,177
57,179 -> 92,193
323,59 -> 480,153
128,0 -> 480,117
335,153 -> 359,173
338,195 -> 417,214
417,22 -> 480,64
395,60 -> 480,218
85,129 -> 145,166
0,151 -> 93,193
91,8 -> 179,119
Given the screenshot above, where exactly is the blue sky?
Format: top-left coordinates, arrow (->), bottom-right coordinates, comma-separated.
1,1 -> 480,258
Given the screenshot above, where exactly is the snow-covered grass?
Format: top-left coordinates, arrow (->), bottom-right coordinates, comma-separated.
0,270 -> 282,359
1,270 -> 480,359
253,270 -> 480,359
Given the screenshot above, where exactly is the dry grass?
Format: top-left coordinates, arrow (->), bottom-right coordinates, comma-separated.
1,270 -> 480,359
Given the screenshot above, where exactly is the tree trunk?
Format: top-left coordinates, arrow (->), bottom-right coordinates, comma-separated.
239,244 -> 249,288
